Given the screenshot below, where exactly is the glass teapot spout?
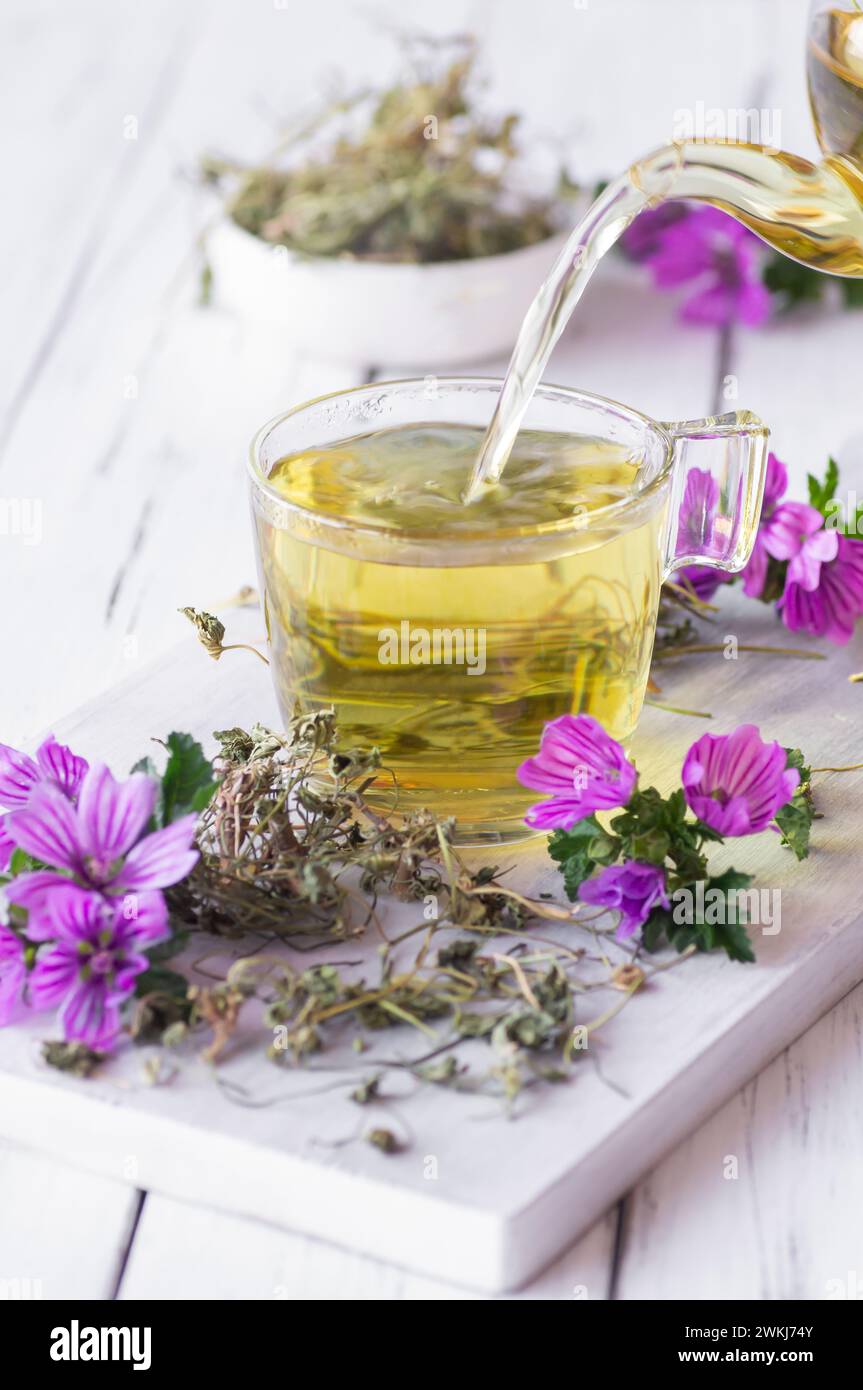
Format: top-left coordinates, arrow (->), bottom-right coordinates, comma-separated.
630,140 -> 863,277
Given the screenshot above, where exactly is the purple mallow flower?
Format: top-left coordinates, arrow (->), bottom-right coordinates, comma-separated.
579,861 -> 669,941
0,735 -> 88,870
682,724 -> 798,837
643,207 -> 771,328
780,534 -> 863,644
621,202 -> 691,262
30,886 -> 168,1050
0,739 -> 200,1050
762,501 -> 838,590
6,762 -> 198,904
517,713 -> 637,830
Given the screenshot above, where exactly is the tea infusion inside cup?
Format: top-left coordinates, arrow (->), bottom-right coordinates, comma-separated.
249,383 -> 763,845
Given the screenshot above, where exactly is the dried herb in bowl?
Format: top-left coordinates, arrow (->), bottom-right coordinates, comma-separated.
201,34 -> 565,264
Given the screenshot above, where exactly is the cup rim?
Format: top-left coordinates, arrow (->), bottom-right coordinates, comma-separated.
247,376 -> 675,545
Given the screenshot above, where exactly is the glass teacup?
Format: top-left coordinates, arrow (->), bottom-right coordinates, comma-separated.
249,379 -> 767,844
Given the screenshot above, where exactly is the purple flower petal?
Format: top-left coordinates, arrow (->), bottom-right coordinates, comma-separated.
4,870 -> 76,939
579,861 -> 669,940
6,786 -> 81,872
113,814 -> 199,892
518,714 -> 637,828
46,885 -> 115,944
741,537 -> 769,598
0,744 -> 40,808
763,502 -> 826,561
112,889 -> 169,945
30,941 -> 80,1009
0,817 -> 15,871
762,454 -> 788,513
524,796 -> 598,831
35,736 -> 89,799
780,534 -> 863,644
682,724 -> 799,835
77,763 -> 157,864
677,565 -> 728,602
56,977 -> 125,1050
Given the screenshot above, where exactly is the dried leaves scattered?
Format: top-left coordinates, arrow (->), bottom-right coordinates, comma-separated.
112,703 -> 664,1131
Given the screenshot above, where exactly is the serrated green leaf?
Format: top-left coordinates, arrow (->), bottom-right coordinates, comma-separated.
561,851 -> 593,901
158,732 -> 217,825
709,919 -> 756,963
775,799 -> 813,860
547,817 -> 604,862
775,748 -> 815,860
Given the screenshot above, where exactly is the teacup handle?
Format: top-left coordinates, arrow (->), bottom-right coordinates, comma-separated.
660,409 -> 769,582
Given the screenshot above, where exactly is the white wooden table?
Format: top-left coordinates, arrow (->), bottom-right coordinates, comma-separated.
2,0 -> 862,1299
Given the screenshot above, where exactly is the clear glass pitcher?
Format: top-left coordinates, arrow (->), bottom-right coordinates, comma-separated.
249,380 -> 768,845
627,3 -> 863,277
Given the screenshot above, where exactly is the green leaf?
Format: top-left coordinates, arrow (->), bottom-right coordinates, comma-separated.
134,965 -> 190,1000
130,754 -> 159,780
762,253 -> 827,311
158,732 -> 218,825
8,847 -> 41,876
775,747 -> 815,861
642,906 -> 671,953
547,817 -> 604,862
548,816 -> 618,901
561,851 -> 594,901
660,869 -> 757,963
806,457 -> 840,517
774,799 -> 814,859
708,867 -> 755,898
784,746 -> 811,780
629,828 -> 670,864
710,919 -> 756,964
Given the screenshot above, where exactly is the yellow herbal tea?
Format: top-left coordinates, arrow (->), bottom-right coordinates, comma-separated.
253,423 -> 665,843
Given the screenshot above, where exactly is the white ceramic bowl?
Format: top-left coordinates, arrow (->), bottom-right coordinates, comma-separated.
206,214 -> 575,367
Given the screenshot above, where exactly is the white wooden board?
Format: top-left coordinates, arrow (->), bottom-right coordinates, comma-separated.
1,589 -> 862,1293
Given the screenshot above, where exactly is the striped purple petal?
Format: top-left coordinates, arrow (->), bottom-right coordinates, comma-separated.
35,736 -> 89,799
56,977 -> 126,1050
682,724 -> 798,835
113,814 -> 198,892
0,744 -> 40,808
77,764 -> 157,863
0,817 -> 15,871
45,885 -> 115,944
113,890 -> 169,945
518,714 -> 636,826
6,786 -> 82,872
30,941 -> 79,1009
